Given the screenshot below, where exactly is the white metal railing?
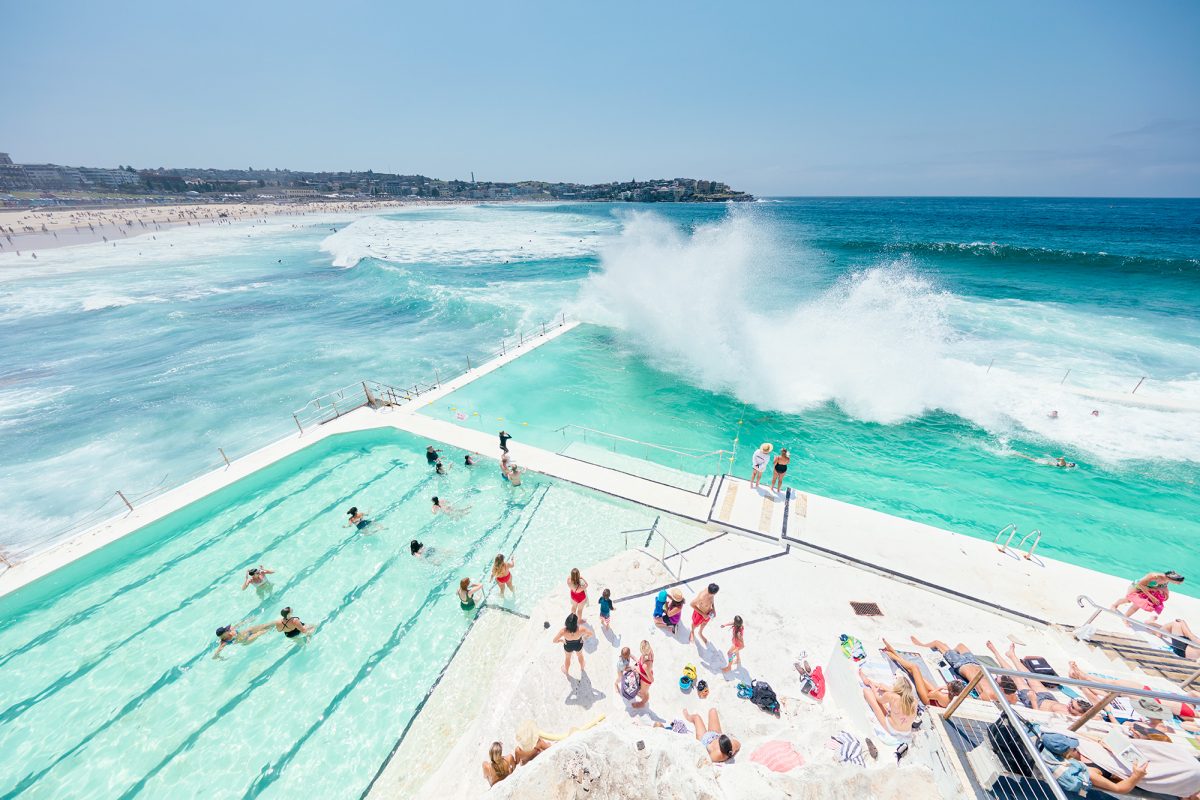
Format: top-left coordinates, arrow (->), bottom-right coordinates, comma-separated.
993,522 -> 1043,561
555,424 -> 732,478
621,518 -> 685,580
2,315 -> 571,570
1076,594 -> 1200,689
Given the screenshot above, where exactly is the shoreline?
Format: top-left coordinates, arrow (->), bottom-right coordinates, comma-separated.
0,198 -> 467,256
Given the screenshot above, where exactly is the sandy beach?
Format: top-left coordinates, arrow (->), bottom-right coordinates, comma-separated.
0,199 -> 440,256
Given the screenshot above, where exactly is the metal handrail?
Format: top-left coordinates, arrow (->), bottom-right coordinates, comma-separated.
994,522 -> 1019,552
555,424 -> 731,461
1077,594 -> 1200,675
621,519 -> 685,580
1017,529 -> 1042,560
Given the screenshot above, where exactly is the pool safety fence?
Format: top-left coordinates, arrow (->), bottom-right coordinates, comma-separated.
554,423 -> 734,480
5,315 -> 570,569
1074,594 -> 1200,690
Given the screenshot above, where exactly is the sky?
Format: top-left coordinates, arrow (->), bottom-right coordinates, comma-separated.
2,1 -> 1199,196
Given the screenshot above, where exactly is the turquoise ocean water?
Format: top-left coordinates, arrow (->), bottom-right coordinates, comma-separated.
1,199 -> 1197,588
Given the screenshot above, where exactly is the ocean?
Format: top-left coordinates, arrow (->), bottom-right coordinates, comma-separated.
1,198 -> 1197,591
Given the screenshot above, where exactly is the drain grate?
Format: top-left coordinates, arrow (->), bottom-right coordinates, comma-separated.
851,601 -> 883,617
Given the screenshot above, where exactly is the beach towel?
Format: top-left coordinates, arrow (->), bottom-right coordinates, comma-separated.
620,669 -> 641,700
828,731 -> 865,767
750,740 -> 804,772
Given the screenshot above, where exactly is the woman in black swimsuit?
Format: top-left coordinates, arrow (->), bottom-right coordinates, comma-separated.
552,612 -> 591,677
769,447 -> 790,493
276,607 -> 314,640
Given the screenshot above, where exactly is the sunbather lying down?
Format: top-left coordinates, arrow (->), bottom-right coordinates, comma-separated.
1068,662 -> 1200,733
910,636 -> 1001,702
986,641 -> 1091,718
882,638 -> 964,709
1043,726 -> 1200,799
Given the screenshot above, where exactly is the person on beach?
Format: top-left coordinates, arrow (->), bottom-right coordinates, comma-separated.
567,568 -> 589,620
1111,571 -> 1184,622
682,708 -> 740,762
276,607 -> 314,639
457,577 -> 482,611
346,507 -> 378,532
1038,733 -> 1148,796
616,645 -> 632,694
859,671 -> 918,737
1151,618 -> 1200,660
553,612 -> 591,677
241,565 -> 275,592
513,720 -> 551,765
881,639 -> 965,709
499,430 -> 512,453
986,641 -> 1092,717
656,588 -> 686,634
750,443 -> 773,489
910,636 -> 998,702
720,615 -> 745,672
632,640 -> 655,708
689,583 -> 719,645
482,741 -> 515,787
1068,662 -> 1200,727
598,588 -> 614,629
213,621 -> 274,658
425,445 -> 441,466
491,554 -> 515,598
769,448 -> 790,493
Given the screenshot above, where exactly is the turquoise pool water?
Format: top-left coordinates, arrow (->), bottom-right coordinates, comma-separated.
0,428 -> 692,799
424,324 -> 1200,596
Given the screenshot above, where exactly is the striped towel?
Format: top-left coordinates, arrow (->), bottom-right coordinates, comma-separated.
829,731 -> 866,767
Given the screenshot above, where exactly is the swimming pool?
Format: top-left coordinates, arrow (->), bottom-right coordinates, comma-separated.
422,324 -> 1200,595
0,428 -> 701,799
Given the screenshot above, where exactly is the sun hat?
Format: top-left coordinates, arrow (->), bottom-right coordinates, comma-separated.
669,587 -> 684,602
1135,697 -> 1172,720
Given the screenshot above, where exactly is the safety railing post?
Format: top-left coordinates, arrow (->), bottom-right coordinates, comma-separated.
219,448 -> 231,467
434,368 -> 441,387
1132,376 -> 1145,394
542,322 -> 546,337
1060,368 -> 1071,385
466,355 -> 472,371
362,381 -> 375,407
518,330 -> 523,347
116,490 -> 134,512
293,414 -> 304,435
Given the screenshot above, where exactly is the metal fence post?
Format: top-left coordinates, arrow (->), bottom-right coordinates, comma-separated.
1132,376 -> 1145,394
293,414 -> 304,434
467,355 -> 472,371
116,490 -> 134,512
219,448 -> 231,467
362,381 -> 375,407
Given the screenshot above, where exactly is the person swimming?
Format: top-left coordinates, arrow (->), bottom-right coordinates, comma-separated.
242,565 -> 276,598
435,460 -> 447,475
346,507 -> 379,532
432,496 -> 469,517
426,445 -> 441,465
464,453 -> 475,466
212,620 -> 273,658
457,577 -> 482,611
276,607 -> 314,639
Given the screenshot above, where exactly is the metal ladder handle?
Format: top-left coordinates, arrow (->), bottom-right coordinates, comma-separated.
993,522 -> 1018,552
1017,528 -> 1042,560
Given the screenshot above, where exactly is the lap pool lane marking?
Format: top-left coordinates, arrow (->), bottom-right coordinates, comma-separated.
0,448 -> 369,664
0,459 -> 414,729
0,472 -> 435,799
239,488 -> 544,799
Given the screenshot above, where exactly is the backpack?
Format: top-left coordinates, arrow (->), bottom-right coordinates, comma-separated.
986,714 -> 1036,777
750,680 -> 780,716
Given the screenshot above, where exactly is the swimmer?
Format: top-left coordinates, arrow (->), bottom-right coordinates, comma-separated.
213,620 -> 274,658
435,460 -> 448,475
1091,409 -> 1100,417
346,506 -> 380,532
431,495 -> 469,517
276,607 -> 315,639
1048,410 -> 1059,419
1014,452 -> 1076,469
464,453 -> 475,466
1055,457 -> 1077,468
457,577 -> 483,611
506,464 -> 523,486
425,445 -> 441,466
241,565 -> 276,596
492,554 -> 516,598
410,539 -> 428,557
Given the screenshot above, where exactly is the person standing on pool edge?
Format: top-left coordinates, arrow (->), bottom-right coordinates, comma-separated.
689,583 -> 719,645
769,447 -> 790,494
499,430 -> 512,453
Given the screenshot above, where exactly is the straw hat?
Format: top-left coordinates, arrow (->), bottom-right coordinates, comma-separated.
669,587 -> 684,602
516,719 -> 539,751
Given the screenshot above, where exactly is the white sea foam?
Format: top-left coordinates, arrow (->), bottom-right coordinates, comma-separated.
319,206 -> 612,268
576,210 -> 1200,463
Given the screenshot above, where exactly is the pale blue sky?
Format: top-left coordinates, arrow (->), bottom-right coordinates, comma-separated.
3,1 -> 1198,196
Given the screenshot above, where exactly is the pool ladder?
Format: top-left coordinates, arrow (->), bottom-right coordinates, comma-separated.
993,522 -> 1043,560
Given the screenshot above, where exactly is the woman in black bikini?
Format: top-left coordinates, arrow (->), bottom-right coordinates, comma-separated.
276,607 -> 314,640
552,612 -> 591,677
769,447 -> 790,493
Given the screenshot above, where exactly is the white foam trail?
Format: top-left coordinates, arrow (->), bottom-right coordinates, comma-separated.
576,210 -> 1200,463
319,206 -> 613,268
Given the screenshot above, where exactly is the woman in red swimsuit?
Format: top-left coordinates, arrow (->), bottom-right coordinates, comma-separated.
568,568 -> 589,621
632,639 -> 654,708
491,554 -> 515,599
